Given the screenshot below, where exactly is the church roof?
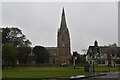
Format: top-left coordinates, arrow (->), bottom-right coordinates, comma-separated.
45,47 -> 57,50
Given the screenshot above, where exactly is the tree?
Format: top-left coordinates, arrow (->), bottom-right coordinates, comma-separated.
2,27 -> 31,47
17,47 -> 31,64
2,43 -> 18,67
33,46 -> 49,63
2,27 -> 32,66
70,52 -> 86,64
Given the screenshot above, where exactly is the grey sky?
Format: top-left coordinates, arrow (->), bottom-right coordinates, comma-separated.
2,2 -> 118,54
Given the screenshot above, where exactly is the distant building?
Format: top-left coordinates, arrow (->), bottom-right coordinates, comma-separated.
86,41 -> 120,66
28,8 -> 71,65
45,8 -> 71,65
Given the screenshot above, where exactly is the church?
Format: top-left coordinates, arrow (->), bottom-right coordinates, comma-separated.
45,8 -> 71,65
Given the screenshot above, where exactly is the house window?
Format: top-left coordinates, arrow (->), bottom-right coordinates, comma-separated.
111,52 -> 115,57
90,61 -> 92,64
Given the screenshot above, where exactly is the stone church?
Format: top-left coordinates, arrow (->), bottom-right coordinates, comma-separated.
45,8 -> 71,65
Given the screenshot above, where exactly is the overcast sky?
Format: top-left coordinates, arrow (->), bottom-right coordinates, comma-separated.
2,2 -> 118,54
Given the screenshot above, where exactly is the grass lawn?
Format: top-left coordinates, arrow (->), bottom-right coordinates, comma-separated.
94,66 -> 120,72
2,66 -> 120,78
2,67 -> 89,78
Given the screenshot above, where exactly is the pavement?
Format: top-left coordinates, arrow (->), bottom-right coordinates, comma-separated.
53,71 -> 120,80
86,71 -> 120,80
78,71 -> 120,80
69,72 -> 107,80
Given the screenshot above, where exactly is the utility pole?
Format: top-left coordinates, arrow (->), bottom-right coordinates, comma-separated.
73,57 -> 76,69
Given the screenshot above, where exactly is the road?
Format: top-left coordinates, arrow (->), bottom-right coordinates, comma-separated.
80,71 -> 120,80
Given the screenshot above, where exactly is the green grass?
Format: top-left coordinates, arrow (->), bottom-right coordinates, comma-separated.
2,67 -> 89,78
2,66 -> 120,78
94,66 -> 120,72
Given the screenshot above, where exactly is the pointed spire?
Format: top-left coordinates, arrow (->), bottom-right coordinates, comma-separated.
60,7 -> 67,29
62,7 -> 65,16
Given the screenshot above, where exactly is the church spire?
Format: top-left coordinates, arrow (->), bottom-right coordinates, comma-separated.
60,7 -> 67,29
62,7 -> 65,16
58,7 -> 70,48
57,7 -> 71,64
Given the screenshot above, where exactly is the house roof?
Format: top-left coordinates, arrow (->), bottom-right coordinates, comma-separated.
87,45 -> 120,55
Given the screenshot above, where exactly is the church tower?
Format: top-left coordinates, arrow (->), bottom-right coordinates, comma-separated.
57,8 -> 71,64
